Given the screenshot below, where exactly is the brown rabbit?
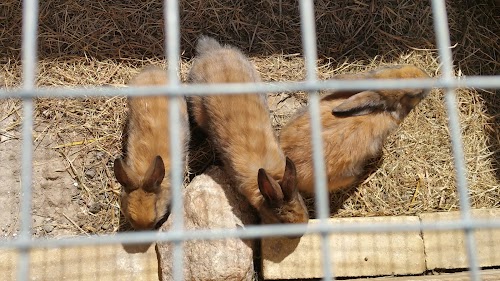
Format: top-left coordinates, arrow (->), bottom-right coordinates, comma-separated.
114,67 -> 190,230
280,65 -> 430,195
188,36 -> 308,224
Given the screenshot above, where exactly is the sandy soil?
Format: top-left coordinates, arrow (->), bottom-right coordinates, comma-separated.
1,100 -> 91,238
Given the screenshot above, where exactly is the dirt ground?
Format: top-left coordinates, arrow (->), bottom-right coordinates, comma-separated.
0,99 -> 107,238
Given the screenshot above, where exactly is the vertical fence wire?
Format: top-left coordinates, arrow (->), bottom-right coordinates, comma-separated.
298,0 -> 334,280
430,0 -> 480,280
18,0 -> 39,280
164,0 -> 184,280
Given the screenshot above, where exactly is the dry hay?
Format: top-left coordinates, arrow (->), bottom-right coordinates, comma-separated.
1,0 -> 499,75
2,52 -> 499,234
0,0 -> 499,235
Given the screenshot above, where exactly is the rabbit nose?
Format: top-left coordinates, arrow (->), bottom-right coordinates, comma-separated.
154,211 -> 171,229
131,218 -> 156,230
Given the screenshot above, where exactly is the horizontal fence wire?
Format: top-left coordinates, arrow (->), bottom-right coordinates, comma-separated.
1,219 -> 500,249
1,77 -> 500,98
3,0 -> 499,280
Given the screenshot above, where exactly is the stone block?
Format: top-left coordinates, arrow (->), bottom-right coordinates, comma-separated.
157,167 -> 258,281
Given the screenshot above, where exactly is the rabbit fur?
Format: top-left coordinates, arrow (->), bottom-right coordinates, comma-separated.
280,65 -> 431,195
188,36 -> 309,224
114,67 -> 190,230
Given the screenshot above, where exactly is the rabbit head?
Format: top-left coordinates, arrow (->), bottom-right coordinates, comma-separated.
331,65 -> 430,122
257,157 -> 308,224
114,155 -> 169,230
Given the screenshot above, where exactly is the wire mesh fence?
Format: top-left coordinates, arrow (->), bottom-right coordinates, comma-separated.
1,0 -> 500,280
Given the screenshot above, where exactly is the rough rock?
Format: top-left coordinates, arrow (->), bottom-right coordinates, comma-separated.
157,166 -> 258,281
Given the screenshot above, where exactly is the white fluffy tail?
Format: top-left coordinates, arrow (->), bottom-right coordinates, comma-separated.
196,36 -> 222,56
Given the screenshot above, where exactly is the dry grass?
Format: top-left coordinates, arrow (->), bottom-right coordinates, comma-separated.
1,0 -> 499,74
0,0 -> 499,234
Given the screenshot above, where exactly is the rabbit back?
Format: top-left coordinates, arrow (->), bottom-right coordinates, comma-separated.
280,97 -> 396,194
114,67 -> 190,230
280,65 -> 430,195
188,37 -> 308,224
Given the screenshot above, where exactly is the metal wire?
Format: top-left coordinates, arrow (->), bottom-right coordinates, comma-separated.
164,0 -> 184,280
299,0 -> 333,279
2,76 -> 500,98
18,0 -> 39,280
430,0 -> 480,280
1,218 -> 499,250
5,0 -> 499,280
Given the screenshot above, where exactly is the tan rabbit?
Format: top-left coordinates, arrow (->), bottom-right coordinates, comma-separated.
187,36 -> 308,224
114,67 -> 190,230
280,65 -> 430,195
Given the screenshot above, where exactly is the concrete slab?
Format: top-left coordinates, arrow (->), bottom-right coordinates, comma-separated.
262,216 -> 426,280
0,243 -> 158,281
0,208 -> 498,281
342,269 -> 500,281
420,209 -> 500,270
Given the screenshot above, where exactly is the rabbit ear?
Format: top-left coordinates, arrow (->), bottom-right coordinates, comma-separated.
258,168 -> 284,207
280,157 -> 297,202
114,158 -> 137,193
332,91 -> 386,116
143,155 -> 165,193
321,90 -> 359,101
